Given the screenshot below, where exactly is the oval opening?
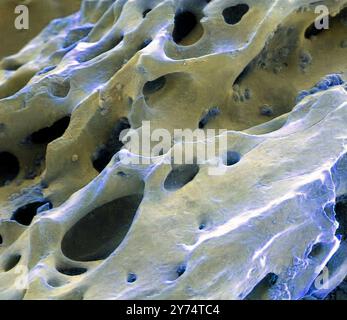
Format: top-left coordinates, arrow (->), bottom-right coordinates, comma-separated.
127,273 -> 137,283
143,76 -> 166,96
11,201 -> 52,226
223,4 -> 249,25
173,11 -> 198,44
61,192 -> 144,262
164,164 -> 199,191
3,254 -> 21,272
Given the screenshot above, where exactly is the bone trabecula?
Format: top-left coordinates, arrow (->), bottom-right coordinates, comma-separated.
0,0 -> 347,300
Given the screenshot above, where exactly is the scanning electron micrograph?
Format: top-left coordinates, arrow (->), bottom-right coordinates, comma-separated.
0,0 -> 347,301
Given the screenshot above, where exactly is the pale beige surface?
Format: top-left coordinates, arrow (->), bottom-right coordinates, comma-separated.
0,0 -> 346,300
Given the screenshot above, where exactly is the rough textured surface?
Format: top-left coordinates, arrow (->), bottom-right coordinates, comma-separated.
0,0 -> 347,300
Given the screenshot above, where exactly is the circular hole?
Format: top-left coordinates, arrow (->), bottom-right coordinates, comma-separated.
0,152 -> 20,187
224,151 -> 241,166
143,76 -> 166,96
61,193 -> 144,262
172,11 -> 198,44
199,223 -> 206,230
11,201 -> 52,226
164,164 -> 200,191
0,234 -> 3,245
176,264 -> 186,278
127,273 -> 137,283
3,254 -> 21,272
222,4 -> 250,25
308,243 -> 324,259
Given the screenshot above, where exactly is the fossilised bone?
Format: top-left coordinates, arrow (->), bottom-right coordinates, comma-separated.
0,0 -> 346,300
